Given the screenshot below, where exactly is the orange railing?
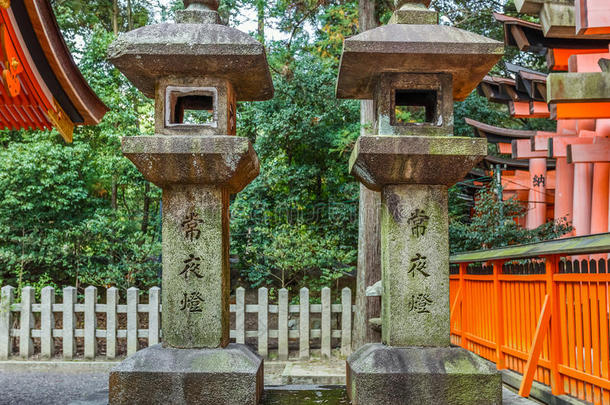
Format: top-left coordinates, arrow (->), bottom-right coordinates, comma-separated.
450,233 -> 610,404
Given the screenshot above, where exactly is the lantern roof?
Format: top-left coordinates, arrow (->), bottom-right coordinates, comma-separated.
107,1 -> 273,102
336,10 -> 504,101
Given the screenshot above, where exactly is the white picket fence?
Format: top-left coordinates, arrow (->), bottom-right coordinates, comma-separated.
0,285 -> 354,361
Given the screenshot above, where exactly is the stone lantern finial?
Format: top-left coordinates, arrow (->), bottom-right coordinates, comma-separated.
178,0 -> 220,24
394,0 -> 431,9
184,0 -> 219,10
391,0 -> 436,24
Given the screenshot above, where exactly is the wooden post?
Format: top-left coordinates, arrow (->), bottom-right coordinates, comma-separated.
299,287 -> 309,359
353,0 -> 381,350
62,286 -> 76,360
493,261 -> 505,369
459,263 -> 468,349
148,287 -> 160,346
41,286 -> 55,359
519,295 -> 551,397
321,287 -> 331,358
278,288 -> 288,361
526,157 -> 547,229
554,157 -> 574,232
84,286 -> 98,359
573,162 -> 593,236
341,287 -> 352,356
591,163 -> 609,235
19,287 -> 34,358
106,287 -> 118,360
235,287 -> 245,345
258,287 -> 268,359
0,286 -> 15,360
127,287 -> 139,356
546,255 -> 565,395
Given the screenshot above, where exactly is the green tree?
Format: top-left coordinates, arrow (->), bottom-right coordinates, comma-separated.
450,182 -> 572,253
0,0 -> 568,293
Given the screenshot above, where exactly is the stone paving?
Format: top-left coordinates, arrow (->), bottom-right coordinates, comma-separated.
0,367 -> 540,405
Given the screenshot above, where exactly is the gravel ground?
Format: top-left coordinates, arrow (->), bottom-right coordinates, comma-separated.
0,371 -> 107,405
0,370 -> 539,405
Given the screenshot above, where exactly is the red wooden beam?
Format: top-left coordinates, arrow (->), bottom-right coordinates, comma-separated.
568,140 -> 610,163
549,136 -> 595,158
512,139 -> 547,159
548,48 -> 610,71
576,0 -> 610,36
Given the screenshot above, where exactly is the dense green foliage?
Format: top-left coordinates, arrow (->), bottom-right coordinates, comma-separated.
450,182 -> 572,253
0,0 -> 570,294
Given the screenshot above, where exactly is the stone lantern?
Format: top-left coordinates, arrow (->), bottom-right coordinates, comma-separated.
106,1 -> 272,404
337,1 -> 505,404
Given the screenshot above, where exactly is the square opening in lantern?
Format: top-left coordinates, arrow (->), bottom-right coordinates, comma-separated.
393,89 -> 437,125
166,86 -> 218,128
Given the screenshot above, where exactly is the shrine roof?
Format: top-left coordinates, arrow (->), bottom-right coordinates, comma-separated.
494,12 -> 610,55
478,76 -> 520,103
478,67 -> 548,104
484,154 -> 531,169
2,0 -> 108,142
465,118 -> 538,143
506,63 -> 548,101
451,232 -> 610,263
483,154 -> 556,170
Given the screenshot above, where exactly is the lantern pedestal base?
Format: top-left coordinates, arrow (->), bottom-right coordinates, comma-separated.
346,344 -> 502,405
109,344 -> 263,405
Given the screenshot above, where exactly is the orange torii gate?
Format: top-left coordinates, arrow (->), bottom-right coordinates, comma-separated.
466,118 -> 557,229
477,74 -> 549,119
576,0 -> 610,36
493,12 -> 610,71
547,52 -> 610,236
531,120 -> 580,234
569,136 -> 610,235
512,138 -> 554,229
456,3 -> 610,404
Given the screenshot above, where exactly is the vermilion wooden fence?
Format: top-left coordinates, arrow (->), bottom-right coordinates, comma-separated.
450,233 -> 610,404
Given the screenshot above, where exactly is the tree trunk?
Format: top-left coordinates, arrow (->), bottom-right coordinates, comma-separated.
112,0 -> 119,35
256,0 -> 265,44
352,0 -> 382,351
142,182 -> 151,234
127,0 -> 133,31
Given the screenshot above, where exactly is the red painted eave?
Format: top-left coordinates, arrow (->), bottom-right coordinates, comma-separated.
23,0 -> 108,126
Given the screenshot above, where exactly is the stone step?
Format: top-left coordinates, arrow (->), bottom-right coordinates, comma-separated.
280,361 -> 345,385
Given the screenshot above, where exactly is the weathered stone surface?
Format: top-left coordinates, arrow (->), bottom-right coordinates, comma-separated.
349,135 -> 487,191
540,3 -> 575,38
175,8 -> 220,24
122,135 -> 259,193
154,77 -> 237,136
161,185 -> 229,348
389,3 -> 437,25
514,0 -> 544,15
109,344 -> 263,405
184,0 -> 219,9
373,73 -> 454,136
547,72 -> 610,104
394,0 -> 431,7
336,24 -> 503,101
381,184 -> 449,347
346,344 -> 502,405
107,23 -> 273,101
